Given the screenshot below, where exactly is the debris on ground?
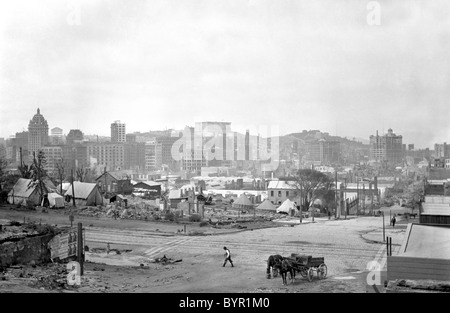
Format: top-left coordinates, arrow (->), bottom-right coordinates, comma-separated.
152,255 -> 182,265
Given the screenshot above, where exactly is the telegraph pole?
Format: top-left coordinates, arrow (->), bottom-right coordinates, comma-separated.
71,169 -> 76,207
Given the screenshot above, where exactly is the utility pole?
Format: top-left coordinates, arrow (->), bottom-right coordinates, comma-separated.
334,170 -> 338,218
19,147 -> 23,168
71,168 -> 76,207
104,164 -> 108,195
344,178 -> 347,219
356,179 -> 359,216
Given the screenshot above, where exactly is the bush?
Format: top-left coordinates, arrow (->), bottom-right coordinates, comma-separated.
189,214 -> 201,222
165,211 -> 176,222
199,221 -> 209,227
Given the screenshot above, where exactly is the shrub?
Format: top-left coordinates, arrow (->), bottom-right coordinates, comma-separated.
189,214 -> 201,222
165,211 -> 176,222
199,221 -> 209,227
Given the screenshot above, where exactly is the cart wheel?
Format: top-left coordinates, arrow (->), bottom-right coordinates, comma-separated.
318,264 -> 327,279
299,269 -> 307,277
307,268 -> 314,282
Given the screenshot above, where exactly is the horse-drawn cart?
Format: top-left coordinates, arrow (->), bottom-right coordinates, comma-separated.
288,253 -> 327,282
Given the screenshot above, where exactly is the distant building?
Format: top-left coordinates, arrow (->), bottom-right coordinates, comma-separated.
28,108 -> 49,160
124,142 -> 146,170
126,133 -> 136,143
369,129 -> 403,164
50,127 -> 64,145
111,120 -> 126,143
305,139 -> 341,165
62,144 -> 89,171
267,180 -> 298,205
434,142 -> 450,159
66,129 -> 84,145
155,136 -> 179,171
95,170 -> 133,194
145,139 -> 157,171
41,145 -> 62,174
86,142 -> 124,171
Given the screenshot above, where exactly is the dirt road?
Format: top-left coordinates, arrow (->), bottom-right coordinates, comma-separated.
0,205 -> 406,293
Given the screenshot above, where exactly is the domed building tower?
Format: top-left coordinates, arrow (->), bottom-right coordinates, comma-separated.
28,108 -> 49,160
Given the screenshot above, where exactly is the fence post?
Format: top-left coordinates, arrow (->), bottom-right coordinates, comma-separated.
77,222 -> 84,276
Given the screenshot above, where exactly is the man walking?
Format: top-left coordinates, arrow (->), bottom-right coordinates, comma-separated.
391,214 -> 396,227
223,246 -> 234,267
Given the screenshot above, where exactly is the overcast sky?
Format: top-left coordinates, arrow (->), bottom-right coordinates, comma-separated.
1,0 -> 449,148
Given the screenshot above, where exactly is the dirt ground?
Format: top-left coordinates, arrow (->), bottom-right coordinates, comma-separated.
0,204 -> 410,293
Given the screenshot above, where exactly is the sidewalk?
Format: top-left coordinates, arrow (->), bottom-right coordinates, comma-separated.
362,225 -> 407,245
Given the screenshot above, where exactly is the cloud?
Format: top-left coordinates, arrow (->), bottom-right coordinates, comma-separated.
1,0 -> 449,148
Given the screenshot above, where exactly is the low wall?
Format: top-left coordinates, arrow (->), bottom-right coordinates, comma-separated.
0,233 -> 54,267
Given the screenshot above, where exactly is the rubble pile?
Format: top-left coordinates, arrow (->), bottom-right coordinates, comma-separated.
0,263 -> 75,291
0,220 -> 57,243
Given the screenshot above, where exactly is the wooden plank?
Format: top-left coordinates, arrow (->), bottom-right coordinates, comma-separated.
388,272 -> 450,281
388,256 -> 450,266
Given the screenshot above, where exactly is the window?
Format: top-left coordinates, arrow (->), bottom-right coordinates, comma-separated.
271,191 -> 274,197
278,191 -> 281,197
286,191 -> 289,197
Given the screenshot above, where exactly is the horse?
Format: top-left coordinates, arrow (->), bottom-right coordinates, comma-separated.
274,258 -> 296,285
266,254 -> 283,278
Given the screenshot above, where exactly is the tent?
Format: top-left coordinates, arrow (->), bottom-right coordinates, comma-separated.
44,193 -> 65,208
257,199 -> 277,211
232,194 -> 254,210
65,182 -> 103,206
276,199 -> 297,214
56,183 -> 71,195
7,178 -> 55,206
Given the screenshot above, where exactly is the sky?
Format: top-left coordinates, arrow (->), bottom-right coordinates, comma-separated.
1,0 -> 450,148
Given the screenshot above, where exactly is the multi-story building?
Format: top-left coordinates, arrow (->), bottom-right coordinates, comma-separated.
305,139 -> 341,165
369,129 -> 403,164
49,127 -> 64,145
62,144 -> 89,171
124,142 -> 146,170
111,120 -> 126,143
182,126 -> 206,174
66,129 -> 84,145
145,139 -> 157,171
126,133 -> 136,143
155,136 -> 179,171
86,142 -> 124,171
196,121 -> 232,167
28,108 -> 49,161
434,142 -> 450,159
41,146 -> 63,174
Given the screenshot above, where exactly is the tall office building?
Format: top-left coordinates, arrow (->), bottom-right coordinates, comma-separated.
28,108 -> 49,160
111,120 -> 126,143
305,139 -> 341,165
66,129 -> 84,145
369,128 -> 403,164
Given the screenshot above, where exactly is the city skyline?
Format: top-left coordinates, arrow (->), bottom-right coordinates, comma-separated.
1,0 -> 450,148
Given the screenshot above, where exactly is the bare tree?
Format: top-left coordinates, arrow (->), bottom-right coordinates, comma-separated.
76,166 -> 91,182
291,169 -> 334,212
29,151 -> 49,204
55,157 -> 66,194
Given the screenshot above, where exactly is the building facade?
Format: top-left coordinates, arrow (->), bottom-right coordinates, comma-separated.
41,146 -> 63,174
435,142 -> 450,159
369,129 -> 403,164
145,139 -> 157,171
28,108 -> 49,161
50,127 -> 64,145
86,142 -> 125,171
66,129 -> 84,145
111,120 -> 126,143
305,139 -> 341,165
